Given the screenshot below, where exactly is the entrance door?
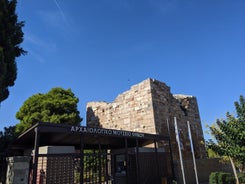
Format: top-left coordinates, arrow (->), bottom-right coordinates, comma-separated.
114,154 -> 127,184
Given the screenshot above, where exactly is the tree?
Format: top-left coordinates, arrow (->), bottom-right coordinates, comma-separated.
207,95 -> 245,183
0,126 -> 17,151
15,88 -> 82,134
0,0 -> 26,103
0,126 -> 17,182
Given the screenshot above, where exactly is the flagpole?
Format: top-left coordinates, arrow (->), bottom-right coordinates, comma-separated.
166,118 -> 176,181
187,121 -> 199,184
174,117 -> 186,184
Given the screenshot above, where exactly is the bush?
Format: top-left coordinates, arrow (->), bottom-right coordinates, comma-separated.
209,172 -> 236,184
238,173 -> 245,183
209,172 -> 219,184
219,172 -> 235,184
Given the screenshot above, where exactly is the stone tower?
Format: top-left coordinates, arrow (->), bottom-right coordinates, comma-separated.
86,78 -> 207,160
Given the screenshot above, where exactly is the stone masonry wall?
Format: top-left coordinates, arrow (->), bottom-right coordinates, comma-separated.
86,78 -> 207,161
86,79 -> 156,133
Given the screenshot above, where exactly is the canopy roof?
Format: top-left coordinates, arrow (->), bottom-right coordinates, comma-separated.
11,122 -> 169,150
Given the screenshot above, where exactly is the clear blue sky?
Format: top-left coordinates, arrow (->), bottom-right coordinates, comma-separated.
0,0 -> 244,140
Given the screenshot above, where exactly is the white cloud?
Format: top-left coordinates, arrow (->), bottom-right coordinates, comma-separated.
23,33 -> 58,64
37,0 -> 69,28
53,0 -> 67,25
36,2 -> 77,41
25,47 -> 46,64
25,33 -> 58,53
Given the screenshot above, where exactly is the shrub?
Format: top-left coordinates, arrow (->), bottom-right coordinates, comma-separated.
209,172 -> 236,184
209,172 -> 219,184
238,173 -> 245,183
220,172 -> 235,184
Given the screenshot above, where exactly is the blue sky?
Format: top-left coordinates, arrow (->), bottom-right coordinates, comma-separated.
0,0 -> 244,140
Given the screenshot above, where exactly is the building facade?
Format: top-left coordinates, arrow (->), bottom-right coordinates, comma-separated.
87,78 -> 207,161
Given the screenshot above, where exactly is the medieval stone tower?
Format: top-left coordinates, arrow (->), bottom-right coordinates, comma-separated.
86,78 -> 207,160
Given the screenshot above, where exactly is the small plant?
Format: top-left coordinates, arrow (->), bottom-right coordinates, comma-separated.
172,180 -> 177,184
209,172 -> 219,184
238,173 -> 245,183
209,172 -> 244,184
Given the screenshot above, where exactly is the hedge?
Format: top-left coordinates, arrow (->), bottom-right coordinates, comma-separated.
209,172 -> 245,184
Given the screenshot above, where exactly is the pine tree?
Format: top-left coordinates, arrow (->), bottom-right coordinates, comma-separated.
15,88 -> 82,134
0,0 -> 26,103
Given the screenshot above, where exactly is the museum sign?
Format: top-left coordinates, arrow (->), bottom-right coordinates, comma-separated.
70,126 -> 144,138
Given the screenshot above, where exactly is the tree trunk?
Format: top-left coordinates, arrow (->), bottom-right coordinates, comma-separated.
229,156 -> 239,184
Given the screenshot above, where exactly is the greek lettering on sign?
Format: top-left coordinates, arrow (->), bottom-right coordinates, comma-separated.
70,126 -> 144,138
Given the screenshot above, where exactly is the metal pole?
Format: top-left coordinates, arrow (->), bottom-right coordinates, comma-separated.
32,127 -> 40,184
187,121 -> 199,184
125,137 -> 129,184
154,139 -> 161,184
105,150 -> 109,184
98,138 -> 102,184
166,118 -> 176,180
174,117 -> 186,184
80,135 -> 84,184
136,139 -> 140,184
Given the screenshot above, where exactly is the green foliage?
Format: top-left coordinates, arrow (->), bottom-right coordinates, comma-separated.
0,0 -> 26,103
74,149 -> 107,183
83,150 -> 106,181
218,172 -> 235,184
207,148 -> 219,158
207,95 -> 245,171
15,88 -> 82,134
172,180 -> 177,184
238,173 -> 245,183
209,172 -> 219,184
0,126 -> 17,182
0,126 -> 17,151
209,172 -> 244,184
